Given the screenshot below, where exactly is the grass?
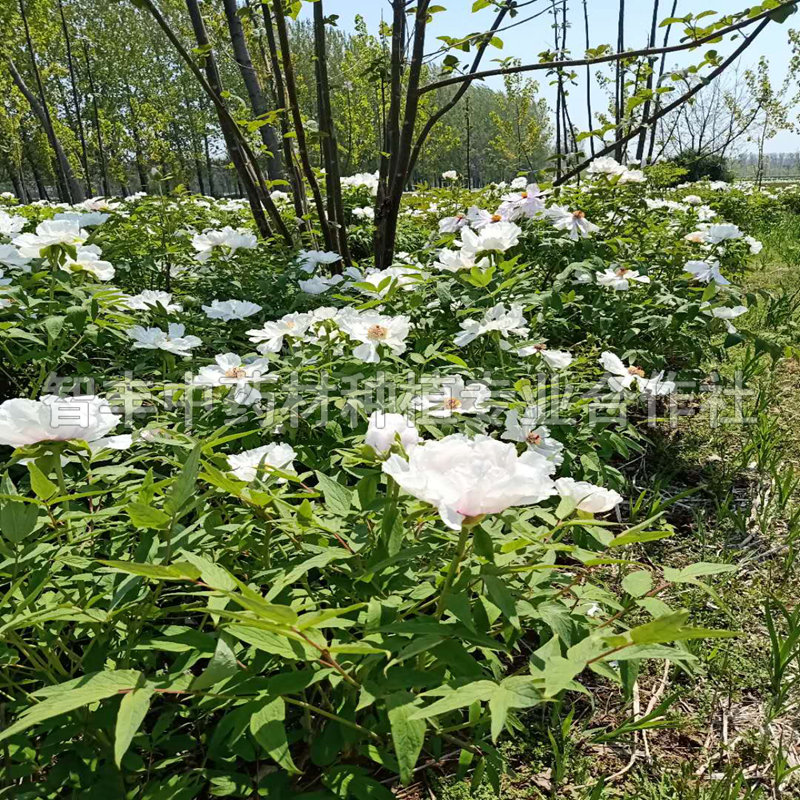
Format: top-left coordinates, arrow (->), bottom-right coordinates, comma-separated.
421,213 -> 800,799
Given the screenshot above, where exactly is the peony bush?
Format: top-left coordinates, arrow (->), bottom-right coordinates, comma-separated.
0,164 -> 774,796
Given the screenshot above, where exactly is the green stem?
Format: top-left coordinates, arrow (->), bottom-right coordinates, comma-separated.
435,524 -> 472,620
52,445 -> 72,543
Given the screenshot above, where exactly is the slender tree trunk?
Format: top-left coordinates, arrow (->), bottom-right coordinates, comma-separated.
6,57 -> 83,204
313,0 -> 350,265
583,0 -> 596,157
647,0 -> 678,164
16,0 -> 84,202
58,0 -> 91,195
204,133 -> 216,197
614,0 -> 626,161
270,0 -> 333,249
260,1 -> 308,225
82,41 -> 110,196
184,0 -> 271,238
21,129 -> 49,200
635,0 -> 661,163
553,0 -> 563,178
221,0 -> 283,182
377,1 -> 432,268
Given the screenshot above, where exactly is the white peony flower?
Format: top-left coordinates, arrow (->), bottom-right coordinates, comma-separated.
192,227 -> 257,262
555,477 -> 622,514
202,299 -> 262,321
13,220 -> 88,257
600,351 -> 675,395
587,156 -> 626,177
684,194 -> 703,205
298,274 -> 344,294
685,259 -> 729,285
297,249 -> 342,273
618,169 -> 646,184
128,322 -> 202,358
547,206 -> 600,240
684,230 -> 708,244
706,223 -> 742,244
338,311 -> 410,363
352,206 -> 375,221
412,375 -> 491,418
433,247 -> 490,273
442,170 -> 459,181
0,244 -> 32,271
382,433 -> 557,530
703,303 -> 748,333
744,235 -> 763,255
438,213 -> 468,234
0,394 -> 124,448
458,221 -> 521,255
454,303 -> 529,347
53,211 -> 109,227
465,206 -> 507,230
596,267 -> 651,291
365,411 -> 420,455
124,290 -> 183,313
516,344 -> 573,370
502,407 -> 564,465
192,353 -> 274,406
227,442 -> 297,482
498,184 -> 546,220
247,312 -> 312,354
65,245 -> 114,281
0,210 -> 27,238
599,351 -> 643,391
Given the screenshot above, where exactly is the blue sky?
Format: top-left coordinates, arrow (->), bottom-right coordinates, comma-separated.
300,0 -> 799,153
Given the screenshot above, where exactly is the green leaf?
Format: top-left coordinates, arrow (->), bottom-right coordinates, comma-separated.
27,463 -> 58,501
315,471 -> 353,516
622,570 -> 653,598
43,316 -> 65,341
250,697 -> 301,774
410,681 -> 496,719
98,560 -> 201,582
191,634 -> 238,691
179,551 -> 237,591
165,442 -> 202,517
386,692 -> 425,785
0,496 -> 39,544
114,686 -> 155,767
609,529 -> 673,547
0,670 -> 141,742
664,562 -> 737,582
126,502 -> 170,530
484,575 -> 519,628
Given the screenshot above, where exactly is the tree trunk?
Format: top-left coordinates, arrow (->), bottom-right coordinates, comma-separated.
270,0 -> 333,250
635,0 -> 661,164
260,0 -> 308,224
614,0 -> 626,161
313,0 -> 350,265
58,0 -> 91,195
83,41 -> 110,196
583,0 -> 595,157
221,0 -> 284,182
16,0 -> 84,202
6,57 -> 83,204
204,133 -> 216,197
21,129 -> 49,200
646,0 -> 678,164
184,0 -> 271,238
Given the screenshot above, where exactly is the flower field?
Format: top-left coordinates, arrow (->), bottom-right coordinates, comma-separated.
1,165 -> 799,797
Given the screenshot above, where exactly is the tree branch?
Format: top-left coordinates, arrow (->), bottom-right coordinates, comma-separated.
419,1 -> 797,95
